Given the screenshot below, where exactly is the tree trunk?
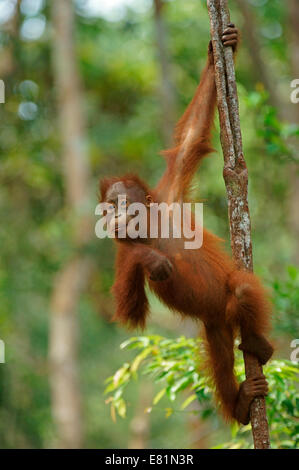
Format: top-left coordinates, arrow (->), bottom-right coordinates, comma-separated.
49,0 -> 93,448
49,257 -> 91,448
207,0 -> 270,449
153,0 -> 176,147
0,0 -> 21,77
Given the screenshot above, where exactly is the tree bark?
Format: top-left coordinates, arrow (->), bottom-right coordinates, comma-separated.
49,0 -> 93,448
49,257 -> 91,448
0,0 -> 21,77
207,0 -> 271,449
153,0 -> 176,147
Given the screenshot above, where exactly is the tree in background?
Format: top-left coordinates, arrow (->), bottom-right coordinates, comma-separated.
153,0 -> 176,147
287,0 -> 299,263
49,0 -> 94,448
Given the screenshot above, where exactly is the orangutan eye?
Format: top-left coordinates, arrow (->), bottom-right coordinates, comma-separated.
107,203 -> 115,213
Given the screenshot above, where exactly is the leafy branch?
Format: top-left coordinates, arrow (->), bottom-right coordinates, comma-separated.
104,335 -> 299,448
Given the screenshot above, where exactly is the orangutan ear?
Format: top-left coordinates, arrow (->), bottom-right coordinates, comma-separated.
145,194 -> 153,207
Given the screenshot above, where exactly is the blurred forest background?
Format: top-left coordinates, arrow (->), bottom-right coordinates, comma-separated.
0,0 -> 298,449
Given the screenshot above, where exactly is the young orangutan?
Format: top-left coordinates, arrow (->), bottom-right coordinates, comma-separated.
99,25 -> 273,424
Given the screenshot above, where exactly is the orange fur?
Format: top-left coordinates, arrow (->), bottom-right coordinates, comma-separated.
101,38 -> 273,423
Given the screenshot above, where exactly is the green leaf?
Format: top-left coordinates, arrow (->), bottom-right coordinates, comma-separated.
153,388 -> 166,405
120,336 -> 150,350
170,376 -> 191,394
113,363 -> 130,387
104,382 -> 117,394
181,394 -> 197,410
115,398 -> 126,418
287,265 -> 298,281
230,421 -> 240,438
131,346 -> 152,373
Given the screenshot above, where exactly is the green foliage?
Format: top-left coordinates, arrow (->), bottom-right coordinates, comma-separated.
105,335 -> 299,449
272,266 -> 299,336
246,91 -> 299,162
105,336 -> 213,420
